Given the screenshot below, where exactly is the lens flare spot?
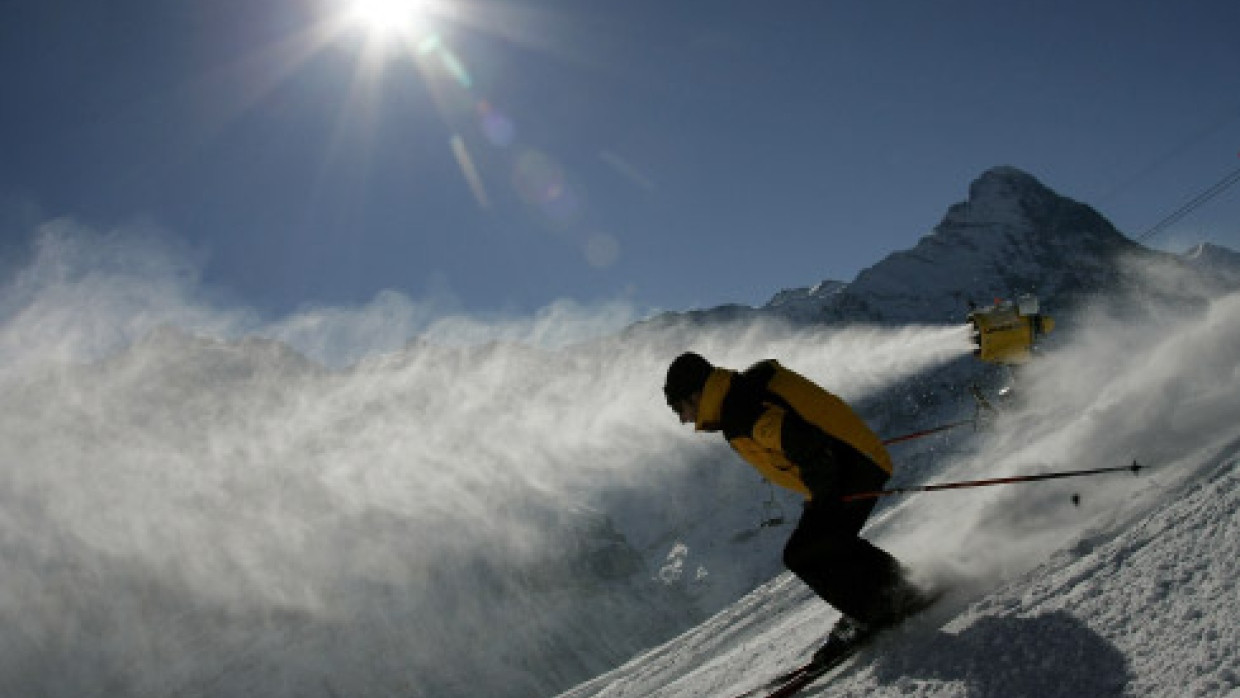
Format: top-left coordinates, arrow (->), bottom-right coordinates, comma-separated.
440,51 -> 472,88
478,102 -> 516,147
417,33 -> 442,55
513,150 -> 584,229
542,186 -> 582,225
450,134 -> 491,210
513,150 -> 565,205
599,150 -> 656,191
584,232 -> 620,268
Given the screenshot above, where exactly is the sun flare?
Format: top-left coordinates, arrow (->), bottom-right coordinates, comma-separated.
346,0 -> 426,39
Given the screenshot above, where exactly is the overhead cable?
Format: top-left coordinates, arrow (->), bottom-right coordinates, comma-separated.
1136,163 -> 1240,243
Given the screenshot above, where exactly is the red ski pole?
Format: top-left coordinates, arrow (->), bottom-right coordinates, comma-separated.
842,461 -> 1144,501
881,419 -> 976,446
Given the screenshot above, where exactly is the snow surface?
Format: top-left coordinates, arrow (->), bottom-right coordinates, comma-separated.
559,451 -> 1240,698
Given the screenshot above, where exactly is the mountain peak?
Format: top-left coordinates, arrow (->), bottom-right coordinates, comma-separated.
675,167 -> 1239,328
970,165 -> 1053,201
942,166 -> 1102,235
1184,241 -> 1240,263
1182,241 -> 1240,285
808,167 -> 1143,322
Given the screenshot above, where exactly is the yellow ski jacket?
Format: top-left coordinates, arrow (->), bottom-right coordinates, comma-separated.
695,360 -> 891,500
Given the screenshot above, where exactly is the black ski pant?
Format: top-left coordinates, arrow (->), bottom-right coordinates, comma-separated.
782,476 -> 909,627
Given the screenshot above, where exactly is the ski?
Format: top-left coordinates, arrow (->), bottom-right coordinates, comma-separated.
758,657 -> 844,698
730,645 -> 862,698
728,662 -> 813,698
753,662 -> 817,693
732,590 -> 950,698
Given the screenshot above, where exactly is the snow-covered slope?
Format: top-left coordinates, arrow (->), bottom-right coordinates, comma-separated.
560,289 -> 1240,698
558,451 -> 1240,698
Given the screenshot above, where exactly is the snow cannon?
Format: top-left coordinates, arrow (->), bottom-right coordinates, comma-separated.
967,294 -> 1054,364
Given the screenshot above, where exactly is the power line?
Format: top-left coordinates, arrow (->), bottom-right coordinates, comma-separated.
1098,104 -> 1240,204
1136,163 -> 1240,244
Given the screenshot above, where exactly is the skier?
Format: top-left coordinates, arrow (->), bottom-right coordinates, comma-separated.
663,352 -> 935,665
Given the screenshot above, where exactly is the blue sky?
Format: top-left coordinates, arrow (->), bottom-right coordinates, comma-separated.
2,0 -> 1239,318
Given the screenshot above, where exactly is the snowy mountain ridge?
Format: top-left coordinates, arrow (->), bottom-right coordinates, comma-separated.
817,166 -> 1139,322
653,166 -> 1240,327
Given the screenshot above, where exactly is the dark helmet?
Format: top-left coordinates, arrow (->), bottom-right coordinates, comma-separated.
663,352 -> 713,409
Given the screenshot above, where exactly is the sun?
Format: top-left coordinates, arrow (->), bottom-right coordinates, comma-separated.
345,0 -> 427,40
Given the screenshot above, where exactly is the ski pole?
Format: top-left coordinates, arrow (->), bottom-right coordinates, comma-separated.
842,460 -> 1144,501
881,419 -> 976,446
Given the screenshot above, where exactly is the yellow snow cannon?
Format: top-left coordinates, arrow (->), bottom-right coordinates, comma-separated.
968,294 -> 1055,365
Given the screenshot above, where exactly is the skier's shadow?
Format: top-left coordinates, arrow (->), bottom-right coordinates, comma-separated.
869,610 -> 1131,698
